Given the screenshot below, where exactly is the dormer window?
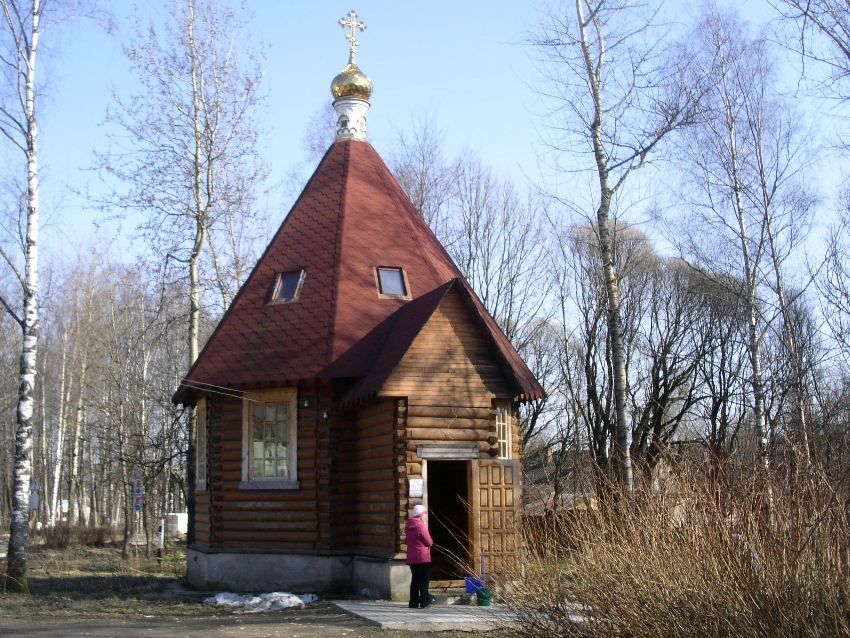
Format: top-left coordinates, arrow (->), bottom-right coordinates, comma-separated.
272,269 -> 305,303
376,267 -> 409,298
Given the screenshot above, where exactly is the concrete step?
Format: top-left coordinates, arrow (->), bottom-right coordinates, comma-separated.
429,584 -> 479,606
333,600 -> 515,632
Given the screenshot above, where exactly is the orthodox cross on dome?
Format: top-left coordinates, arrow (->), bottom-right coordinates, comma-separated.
331,9 -> 371,140
339,10 -> 366,62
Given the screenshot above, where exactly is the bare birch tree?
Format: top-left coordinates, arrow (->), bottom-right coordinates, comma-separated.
99,0 -> 267,542
0,0 -> 45,593
101,0 -> 267,337
749,100 -> 816,468
676,8 -> 774,481
673,7 -> 813,500
531,1 -> 700,490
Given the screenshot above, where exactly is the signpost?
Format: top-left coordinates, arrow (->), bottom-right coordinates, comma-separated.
29,479 -> 40,510
132,467 -> 144,514
29,479 -> 40,523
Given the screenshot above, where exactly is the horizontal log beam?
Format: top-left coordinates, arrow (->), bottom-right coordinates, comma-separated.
220,521 -> 317,532
408,416 -> 493,429
406,405 -> 492,419
407,428 -> 491,442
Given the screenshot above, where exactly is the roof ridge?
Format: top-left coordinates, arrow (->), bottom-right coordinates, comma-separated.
326,140 -> 352,367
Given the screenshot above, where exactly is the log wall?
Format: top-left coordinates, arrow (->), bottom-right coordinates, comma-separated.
193,384 -> 333,552
382,288 -> 522,459
332,398 -> 398,555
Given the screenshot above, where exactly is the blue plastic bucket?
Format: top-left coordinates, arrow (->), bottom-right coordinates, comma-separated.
465,576 -> 485,594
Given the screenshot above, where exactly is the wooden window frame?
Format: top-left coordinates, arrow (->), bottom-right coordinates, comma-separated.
495,401 -> 512,460
374,266 -> 411,300
269,269 -> 306,305
195,397 -> 207,491
240,388 -> 299,490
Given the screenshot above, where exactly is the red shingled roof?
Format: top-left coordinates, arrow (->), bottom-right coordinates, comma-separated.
174,140 -> 544,404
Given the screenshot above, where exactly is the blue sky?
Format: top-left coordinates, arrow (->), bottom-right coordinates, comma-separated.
17,1 -> 846,258
33,1 -> 546,253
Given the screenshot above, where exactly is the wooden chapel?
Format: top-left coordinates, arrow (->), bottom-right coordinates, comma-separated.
173,11 -> 544,600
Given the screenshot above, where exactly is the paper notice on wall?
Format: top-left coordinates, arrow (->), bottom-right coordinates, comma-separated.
409,478 -> 423,498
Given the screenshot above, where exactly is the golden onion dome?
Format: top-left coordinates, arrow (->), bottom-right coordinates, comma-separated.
331,60 -> 372,101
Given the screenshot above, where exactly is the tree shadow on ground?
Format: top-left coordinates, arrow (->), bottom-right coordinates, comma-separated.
27,574 -> 205,601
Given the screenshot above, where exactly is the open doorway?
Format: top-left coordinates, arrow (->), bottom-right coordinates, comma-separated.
426,460 -> 470,580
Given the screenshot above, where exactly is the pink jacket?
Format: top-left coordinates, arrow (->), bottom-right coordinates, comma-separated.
405,515 -> 433,564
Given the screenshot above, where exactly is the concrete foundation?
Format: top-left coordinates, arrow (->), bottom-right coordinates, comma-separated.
351,554 -> 411,601
187,549 -> 409,601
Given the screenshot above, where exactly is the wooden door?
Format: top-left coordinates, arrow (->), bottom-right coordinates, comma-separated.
471,459 -> 522,577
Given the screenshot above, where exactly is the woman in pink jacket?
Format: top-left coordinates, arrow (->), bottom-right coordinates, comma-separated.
405,504 -> 434,608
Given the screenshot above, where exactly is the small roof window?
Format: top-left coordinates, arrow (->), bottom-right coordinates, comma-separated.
376,267 -> 409,298
272,269 -> 305,303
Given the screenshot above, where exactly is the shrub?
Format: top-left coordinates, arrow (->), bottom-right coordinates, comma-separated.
39,524 -> 113,548
505,472 -> 850,637
76,525 -> 112,547
40,523 -> 74,549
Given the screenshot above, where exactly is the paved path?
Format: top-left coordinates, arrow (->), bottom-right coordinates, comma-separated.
0,613 -> 364,638
332,600 -> 514,632
0,601 -> 512,637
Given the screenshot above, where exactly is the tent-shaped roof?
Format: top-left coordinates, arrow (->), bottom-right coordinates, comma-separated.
174,139 -> 543,404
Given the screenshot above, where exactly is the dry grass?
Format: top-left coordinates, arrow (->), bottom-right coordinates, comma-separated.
504,471 -> 850,637
0,541 -> 211,618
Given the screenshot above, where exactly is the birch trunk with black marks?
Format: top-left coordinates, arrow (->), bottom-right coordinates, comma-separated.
1,0 -> 43,594
185,0 -> 205,545
575,0 -> 633,491
723,91 -> 773,491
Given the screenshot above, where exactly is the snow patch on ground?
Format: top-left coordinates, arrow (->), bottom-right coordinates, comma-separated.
204,591 -> 319,613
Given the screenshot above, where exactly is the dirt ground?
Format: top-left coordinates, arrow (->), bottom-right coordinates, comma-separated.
0,545 -> 512,637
